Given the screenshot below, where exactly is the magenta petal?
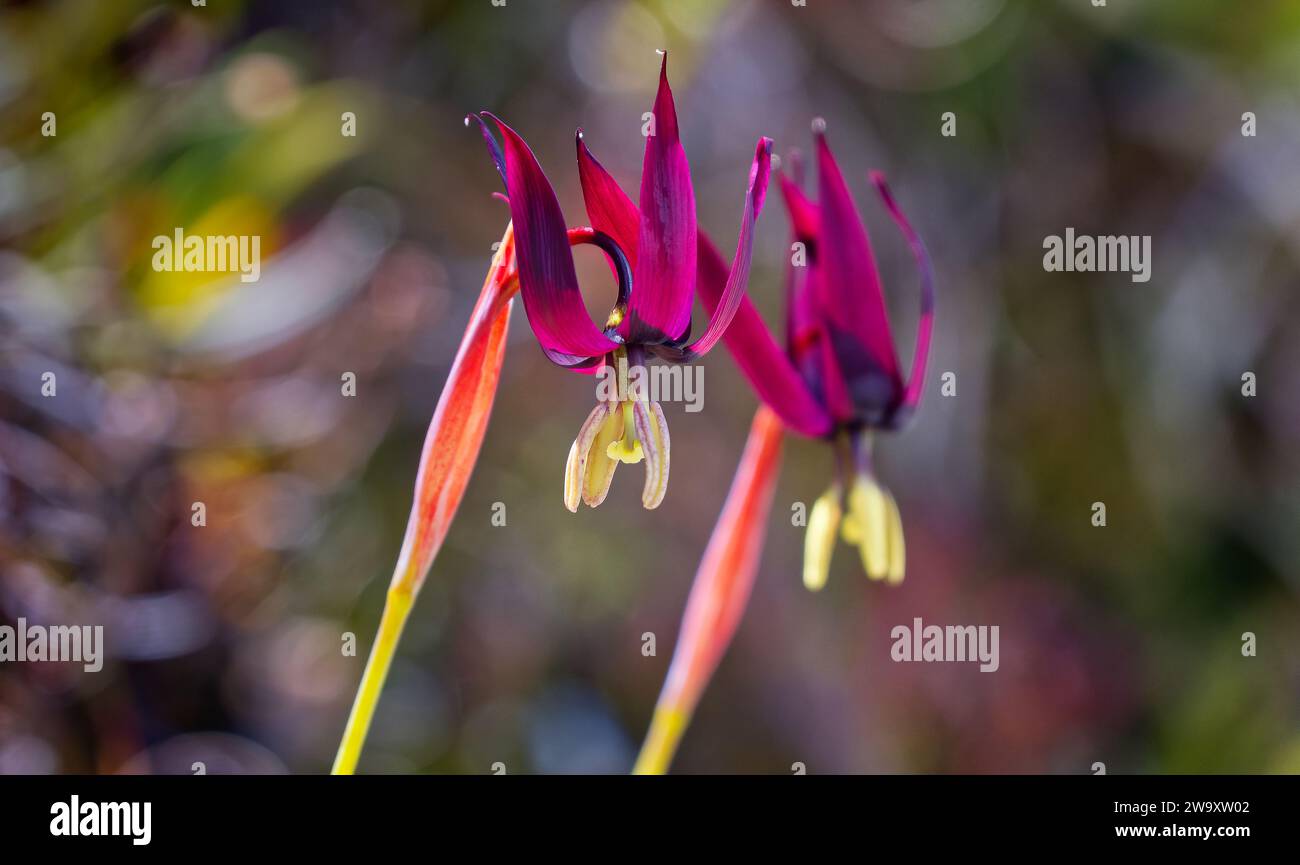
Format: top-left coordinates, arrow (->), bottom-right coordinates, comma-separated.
788,255 -> 857,425
695,233 -> 833,439
786,242 -> 857,429
777,170 -> 819,245
871,171 -> 934,426
785,249 -> 819,373
480,113 -> 619,366
576,131 -> 640,269
777,169 -> 819,359
778,161 -> 855,422
625,53 -> 697,344
812,295 -> 859,424
815,129 -> 903,405
679,137 -> 772,357
467,113 -> 507,189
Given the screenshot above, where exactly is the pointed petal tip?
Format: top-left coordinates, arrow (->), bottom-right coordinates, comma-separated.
654,49 -> 670,91
478,110 -> 514,143
751,137 -> 774,214
651,50 -> 679,132
782,148 -> 806,186
576,133 -> 640,273
869,170 -> 933,424
675,136 -> 772,359
870,170 -> 895,203
487,113 -> 622,364
624,47 -> 691,342
467,111 -> 507,188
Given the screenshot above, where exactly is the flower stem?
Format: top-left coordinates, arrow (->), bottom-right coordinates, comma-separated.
331,588 -> 414,775
330,223 -> 517,775
632,705 -> 689,775
632,407 -> 784,774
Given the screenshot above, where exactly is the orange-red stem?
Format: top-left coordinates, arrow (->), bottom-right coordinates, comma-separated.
634,406 -> 785,774
334,224 -> 517,774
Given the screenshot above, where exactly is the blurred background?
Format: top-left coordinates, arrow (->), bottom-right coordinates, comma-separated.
1,0 -> 1298,774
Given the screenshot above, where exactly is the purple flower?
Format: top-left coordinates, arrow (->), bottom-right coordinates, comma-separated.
698,121 -> 934,588
468,53 -> 772,511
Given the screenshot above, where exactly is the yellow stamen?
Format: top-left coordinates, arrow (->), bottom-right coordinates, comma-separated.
633,400 -> 670,509
583,403 -> 625,507
803,486 -> 841,591
847,474 -> 890,580
563,438 -> 582,512
564,401 -> 623,511
883,487 -> 906,584
841,508 -> 861,545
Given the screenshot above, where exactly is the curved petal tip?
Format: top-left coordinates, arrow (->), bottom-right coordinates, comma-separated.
466,112 -> 507,188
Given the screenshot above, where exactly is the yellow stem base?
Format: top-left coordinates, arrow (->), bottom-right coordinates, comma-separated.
331,589 -> 415,775
632,705 -> 689,775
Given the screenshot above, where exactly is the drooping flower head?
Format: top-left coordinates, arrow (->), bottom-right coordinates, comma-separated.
467,53 -> 772,512
698,119 -> 933,589
631,123 -> 933,773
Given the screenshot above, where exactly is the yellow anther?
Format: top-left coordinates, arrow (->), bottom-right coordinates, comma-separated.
563,401 -> 624,511
841,507 -> 861,545
883,488 -> 905,584
634,399 -> 670,509
803,486 -> 842,591
847,474 -> 890,580
563,438 -> 582,512
567,392 -> 669,510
